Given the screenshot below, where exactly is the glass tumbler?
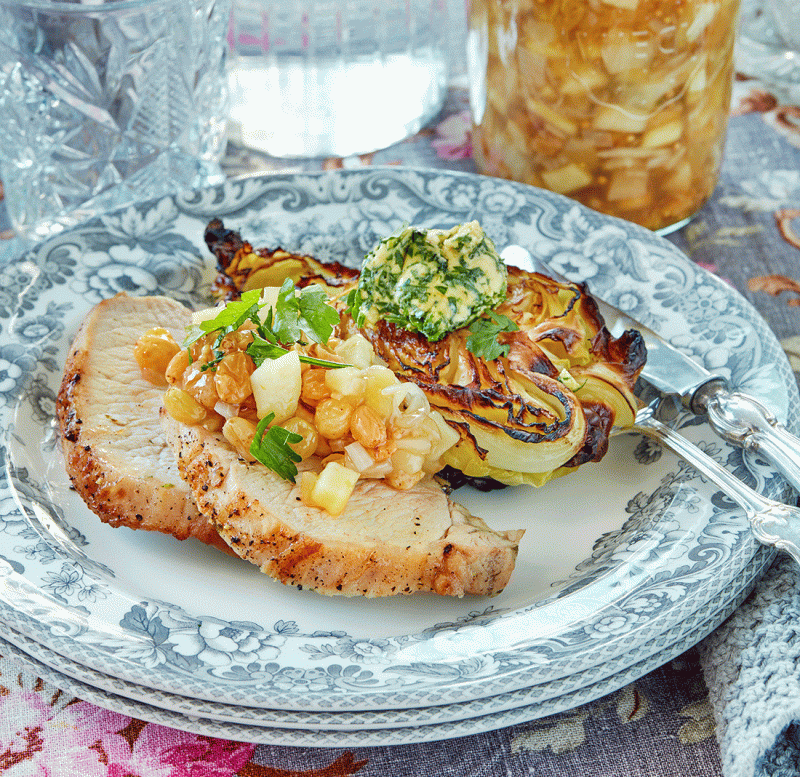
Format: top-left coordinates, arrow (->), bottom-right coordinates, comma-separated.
467,0 -> 741,233
227,1 -> 450,158
0,0 -> 231,240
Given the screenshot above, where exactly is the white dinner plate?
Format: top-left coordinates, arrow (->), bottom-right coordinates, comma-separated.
0,573 -> 757,745
1,168 -> 796,712
0,541 -> 767,731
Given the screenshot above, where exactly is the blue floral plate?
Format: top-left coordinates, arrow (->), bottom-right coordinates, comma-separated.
0,168 -> 796,713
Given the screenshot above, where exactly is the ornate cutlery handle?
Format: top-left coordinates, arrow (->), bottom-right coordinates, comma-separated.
692,382 -> 800,499
630,407 -> 800,565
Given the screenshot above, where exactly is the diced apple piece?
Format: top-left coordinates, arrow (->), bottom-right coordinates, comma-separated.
191,304 -> 225,326
363,365 -> 399,418
256,286 -> 282,323
665,161 -> 693,192
325,365 -> 365,400
560,64 -> 608,95
641,120 -> 683,148
541,163 -> 593,194
593,104 -> 650,133
685,3 -> 719,43
601,32 -> 654,74
607,168 -> 649,201
524,98 -> 578,136
250,349 -> 301,423
310,462 -> 360,516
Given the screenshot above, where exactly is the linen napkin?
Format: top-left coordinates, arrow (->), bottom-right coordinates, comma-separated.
700,554 -> 800,776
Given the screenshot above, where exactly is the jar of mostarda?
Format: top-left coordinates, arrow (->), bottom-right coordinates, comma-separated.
467,0 -> 739,233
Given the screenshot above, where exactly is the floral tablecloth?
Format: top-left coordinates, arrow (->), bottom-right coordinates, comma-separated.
1,71 -> 800,777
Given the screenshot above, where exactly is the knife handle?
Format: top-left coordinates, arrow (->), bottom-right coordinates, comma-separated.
703,389 -> 800,496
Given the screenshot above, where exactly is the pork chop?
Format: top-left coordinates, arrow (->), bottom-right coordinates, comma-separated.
57,293 -> 230,552
163,415 -> 524,597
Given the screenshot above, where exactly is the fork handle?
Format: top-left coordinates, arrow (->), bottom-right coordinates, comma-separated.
634,410 -> 800,565
703,389 -> 800,497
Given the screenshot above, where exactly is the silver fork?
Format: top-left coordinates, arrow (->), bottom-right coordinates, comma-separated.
624,404 -> 800,564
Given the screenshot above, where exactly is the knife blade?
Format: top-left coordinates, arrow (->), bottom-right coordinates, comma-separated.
499,245 -> 800,496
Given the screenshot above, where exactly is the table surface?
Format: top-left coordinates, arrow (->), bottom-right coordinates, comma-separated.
0,76 -> 798,777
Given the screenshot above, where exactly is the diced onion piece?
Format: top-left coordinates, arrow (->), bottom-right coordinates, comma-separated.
600,0 -> 638,8
250,350 -> 301,423
541,163 -> 592,194
394,436 -> 433,456
344,441 -> 376,473
214,401 -> 239,419
310,462 -> 360,516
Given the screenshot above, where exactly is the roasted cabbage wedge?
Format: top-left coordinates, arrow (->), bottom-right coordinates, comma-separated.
205,219 -> 646,487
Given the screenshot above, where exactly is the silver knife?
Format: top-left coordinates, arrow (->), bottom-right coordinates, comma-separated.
500,245 -> 800,496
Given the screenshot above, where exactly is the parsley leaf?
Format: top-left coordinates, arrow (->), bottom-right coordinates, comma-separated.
465,311 -> 519,360
246,334 -> 347,369
183,282 -> 346,372
272,279 -> 304,344
183,289 -> 263,350
296,284 -> 341,344
250,413 -> 303,482
271,279 -> 340,345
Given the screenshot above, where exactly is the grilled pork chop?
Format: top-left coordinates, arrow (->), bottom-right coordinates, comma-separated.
57,293 -> 229,552
163,416 -> 524,597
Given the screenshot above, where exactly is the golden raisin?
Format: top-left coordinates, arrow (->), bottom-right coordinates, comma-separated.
350,404 -> 387,449
314,398 -> 353,440
222,416 -> 258,460
165,349 -> 191,385
301,368 -> 330,406
214,352 -> 255,404
281,416 -> 319,460
134,327 -> 180,386
182,362 -> 219,410
164,387 -> 207,425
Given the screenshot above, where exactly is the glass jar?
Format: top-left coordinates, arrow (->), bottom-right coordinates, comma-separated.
467,0 -> 740,233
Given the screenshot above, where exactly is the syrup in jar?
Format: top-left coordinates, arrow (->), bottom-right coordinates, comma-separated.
467,0 -> 740,233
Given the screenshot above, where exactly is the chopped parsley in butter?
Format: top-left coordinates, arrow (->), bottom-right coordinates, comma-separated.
349,222 -> 507,341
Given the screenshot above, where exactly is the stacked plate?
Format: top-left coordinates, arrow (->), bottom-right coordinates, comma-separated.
0,169 -> 794,745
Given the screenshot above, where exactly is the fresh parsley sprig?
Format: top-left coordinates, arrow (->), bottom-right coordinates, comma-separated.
183,288 -> 263,352
465,311 -> 519,360
249,413 -> 302,482
182,281 -> 346,370
247,333 -> 346,369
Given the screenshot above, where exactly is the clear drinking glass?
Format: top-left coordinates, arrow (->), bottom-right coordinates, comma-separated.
0,0 -> 231,240
467,0 -> 740,234
227,1 -> 450,158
